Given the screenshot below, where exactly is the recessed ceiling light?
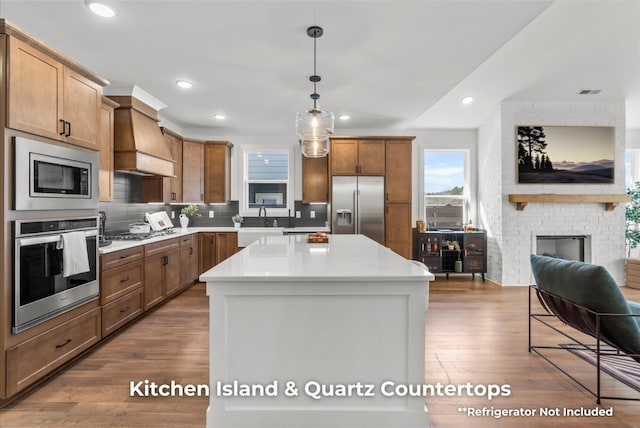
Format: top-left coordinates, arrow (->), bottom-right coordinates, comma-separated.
85,0 -> 117,18
339,115 -> 350,121
213,114 -> 226,120
461,96 -> 474,105
175,80 -> 193,89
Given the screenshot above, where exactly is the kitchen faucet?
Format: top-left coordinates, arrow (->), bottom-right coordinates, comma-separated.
259,206 -> 269,226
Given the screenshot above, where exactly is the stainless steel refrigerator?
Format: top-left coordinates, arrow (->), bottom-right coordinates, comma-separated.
331,176 -> 384,245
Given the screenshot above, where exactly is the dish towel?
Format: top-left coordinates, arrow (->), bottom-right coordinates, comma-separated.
56,231 -> 90,277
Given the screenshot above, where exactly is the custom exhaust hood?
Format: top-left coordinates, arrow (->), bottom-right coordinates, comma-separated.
108,94 -> 175,177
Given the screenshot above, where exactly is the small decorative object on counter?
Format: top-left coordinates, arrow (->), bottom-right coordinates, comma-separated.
232,214 -> 243,228
416,220 -> 426,232
180,204 -> 200,229
465,220 -> 473,232
308,232 -> 328,243
454,254 -> 463,273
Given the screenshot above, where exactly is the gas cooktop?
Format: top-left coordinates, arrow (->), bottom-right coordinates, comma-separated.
104,228 -> 177,241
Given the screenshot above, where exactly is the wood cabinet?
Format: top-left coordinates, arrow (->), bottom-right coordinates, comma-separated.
385,204 -> 412,258
199,232 -> 216,274
100,258 -> 143,305
199,232 -> 238,275
5,307 -> 101,396
100,247 -> 145,338
166,130 -> 183,202
183,139 -> 205,203
140,129 -> 184,203
101,288 -> 144,338
99,97 -> 118,201
302,155 -> 329,203
180,234 -> 199,288
384,138 -> 414,258
413,230 -> 487,280
101,246 -> 144,271
331,138 -> 385,175
144,238 -> 180,310
6,36 -> 103,149
385,140 -> 412,204
204,141 -> 232,204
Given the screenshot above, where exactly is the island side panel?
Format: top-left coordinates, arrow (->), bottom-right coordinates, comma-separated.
206,279 -> 429,428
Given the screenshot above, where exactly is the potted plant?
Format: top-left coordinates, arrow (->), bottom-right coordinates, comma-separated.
180,204 -> 199,229
626,182 -> 640,289
232,214 -> 243,228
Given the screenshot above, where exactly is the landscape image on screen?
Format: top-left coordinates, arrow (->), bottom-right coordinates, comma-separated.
517,125 -> 615,184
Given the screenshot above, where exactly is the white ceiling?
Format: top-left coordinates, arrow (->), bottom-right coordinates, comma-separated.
1,0 -> 638,137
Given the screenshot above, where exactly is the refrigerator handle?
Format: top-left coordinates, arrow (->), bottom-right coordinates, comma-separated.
354,189 -> 360,234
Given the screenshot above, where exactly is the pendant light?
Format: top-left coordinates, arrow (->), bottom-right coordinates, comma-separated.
296,26 -> 334,158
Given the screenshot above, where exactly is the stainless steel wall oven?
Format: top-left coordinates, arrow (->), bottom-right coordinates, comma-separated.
13,217 -> 99,333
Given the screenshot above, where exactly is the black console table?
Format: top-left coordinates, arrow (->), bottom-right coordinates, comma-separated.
412,229 -> 487,281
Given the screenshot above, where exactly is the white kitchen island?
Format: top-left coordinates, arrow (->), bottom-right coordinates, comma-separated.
200,234 -> 433,428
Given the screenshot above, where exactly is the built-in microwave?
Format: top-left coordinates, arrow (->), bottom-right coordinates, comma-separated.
13,136 -> 99,210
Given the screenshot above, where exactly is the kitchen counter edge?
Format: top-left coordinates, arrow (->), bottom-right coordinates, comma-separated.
99,226 -> 331,254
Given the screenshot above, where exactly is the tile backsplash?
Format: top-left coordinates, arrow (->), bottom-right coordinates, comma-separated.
99,173 -> 327,232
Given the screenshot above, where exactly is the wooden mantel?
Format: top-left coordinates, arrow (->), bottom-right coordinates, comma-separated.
508,194 -> 630,211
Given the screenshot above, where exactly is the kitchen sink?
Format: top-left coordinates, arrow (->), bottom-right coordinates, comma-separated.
237,227 -> 284,247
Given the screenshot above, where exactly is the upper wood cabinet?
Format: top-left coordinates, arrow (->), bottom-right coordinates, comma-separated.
302,155 -> 328,203
331,138 -> 385,175
183,139 -> 205,203
204,141 -> 232,204
166,130 -> 183,202
385,139 -> 413,204
139,130 -> 187,204
98,97 -> 118,202
6,35 -> 104,149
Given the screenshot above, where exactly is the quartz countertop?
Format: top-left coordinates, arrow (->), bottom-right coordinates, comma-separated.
98,226 -> 331,255
199,234 -> 433,282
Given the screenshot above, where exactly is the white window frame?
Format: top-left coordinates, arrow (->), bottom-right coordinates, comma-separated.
420,149 -> 470,226
240,145 -> 294,217
626,149 -> 640,190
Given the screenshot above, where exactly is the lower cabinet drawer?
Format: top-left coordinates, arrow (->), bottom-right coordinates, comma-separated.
6,308 -> 101,396
102,288 -> 144,338
101,260 -> 143,304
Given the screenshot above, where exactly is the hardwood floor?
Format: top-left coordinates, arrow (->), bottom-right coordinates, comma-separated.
1,277 -> 639,427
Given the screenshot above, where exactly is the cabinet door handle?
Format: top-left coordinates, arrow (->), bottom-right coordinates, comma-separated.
59,119 -> 66,135
189,247 -> 193,255
201,193 -> 204,201
120,276 -> 130,283
119,306 -> 131,314
65,121 -> 71,137
56,338 -> 72,349
162,255 -> 168,265
385,192 -> 388,201
119,254 -> 131,259
171,192 -> 176,200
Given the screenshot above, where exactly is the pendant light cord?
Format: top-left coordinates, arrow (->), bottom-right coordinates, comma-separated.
313,33 -> 317,109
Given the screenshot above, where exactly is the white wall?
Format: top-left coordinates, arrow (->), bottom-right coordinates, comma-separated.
480,100 -> 626,285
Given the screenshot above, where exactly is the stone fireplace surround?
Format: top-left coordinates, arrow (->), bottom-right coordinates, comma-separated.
478,100 -> 626,286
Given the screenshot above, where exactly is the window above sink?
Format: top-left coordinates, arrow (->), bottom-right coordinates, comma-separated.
241,146 -> 294,217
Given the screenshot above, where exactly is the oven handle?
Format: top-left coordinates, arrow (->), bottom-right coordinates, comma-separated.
16,230 -> 98,247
